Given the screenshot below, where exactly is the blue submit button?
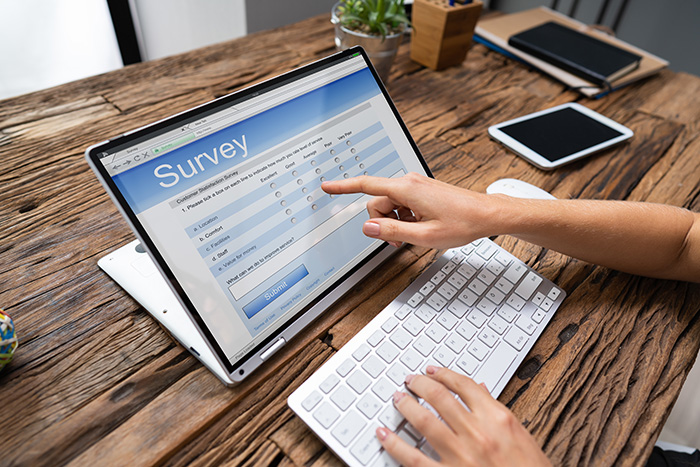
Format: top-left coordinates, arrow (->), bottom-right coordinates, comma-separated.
243,264 -> 309,318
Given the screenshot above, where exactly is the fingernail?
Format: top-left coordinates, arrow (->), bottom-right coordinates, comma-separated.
389,241 -> 402,248
376,427 -> 389,441
405,374 -> 415,385
363,221 -> 381,237
393,391 -> 406,404
426,365 -> 437,375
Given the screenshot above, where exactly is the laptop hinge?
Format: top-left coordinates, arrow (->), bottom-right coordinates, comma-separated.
260,337 -> 286,361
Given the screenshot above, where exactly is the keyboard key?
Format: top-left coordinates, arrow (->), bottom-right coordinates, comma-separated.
532,292 -> 545,307
458,288 -> 479,307
477,269 -> 497,286
466,309 -> 488,328
447,299 -> 468,318
419,282 -> 435,295
486,260 -> 505,276
461,244 -> 475,255
506,294 -> 526,311
488,315 -> 508,335
503,261 -> 527,284
320,374 -> 340,394
497,304 -> 518,323
331,385 -> 357,410
379,405 -> 404,430
400,348 -> 424,371
390,327 -> 413,350
337,358 -> 356,377
413,334 -> 437,357
347,370 -> 372,394
472,343 -> 518,394
430,271 -> 446,285
367,330 -> 385,347
541,298 -> 554,312
456,353 -> 479,375
477,241 -> 497,259
467,254 -> 486,269
382,317 -> 399,333
426,322 -> 447,343
362,354 -> 387,379
387,362 -> 411,386
403,314 -> 426,335
313,401 -> 340,429
395,304 -> 413,320
421,359 -> 439,374
495,250 -> 512,266
332,410 -> 366,446
457,263 -> 477,279
356,393 -> 383,419
353,344 -> 371,361
532,309 -> 546,323
450,251 -> 466,264
447,271 -> 466,289
495,277 -> 514,294
437,310 -> 458,330
445,332 -> 468,354
407,292 -> 423,307
515,315 -> 537,336
351,424 -> 383,465
485,287 -> 506,305
414,304 -> 437,324
302,390 -> 323,411
547,287 -> 561,300
441,261 -> 456,275
467,279 -> 488,296
376,341 -> 400,364
455,321 -> 478,341
515,272 -> 542,299
398,428 -> 419,446
371,451 -> 401,467
372,377 -> 396,402
403,422 -> 423,442
467,340 -> 489,361
433,346 -> 457,367
437,282 -> 458,300
420,440 -> 441,461
476,298 -> 497,316
478,328 -> 499,348
504,327 -> 528,351
427,293 -> 447,311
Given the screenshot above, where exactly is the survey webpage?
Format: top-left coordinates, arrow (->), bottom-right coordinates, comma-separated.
102,56 -> 426,365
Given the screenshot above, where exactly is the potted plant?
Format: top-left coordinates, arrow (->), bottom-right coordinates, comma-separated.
331,0 -> 410,82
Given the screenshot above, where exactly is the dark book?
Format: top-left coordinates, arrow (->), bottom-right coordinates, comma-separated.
508,21 -> 642,86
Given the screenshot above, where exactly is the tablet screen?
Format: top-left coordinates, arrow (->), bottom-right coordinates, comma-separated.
88,49 -> 429,373
498,107 -> 624,162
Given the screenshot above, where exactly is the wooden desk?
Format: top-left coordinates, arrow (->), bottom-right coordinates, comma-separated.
2,13 -> 699,466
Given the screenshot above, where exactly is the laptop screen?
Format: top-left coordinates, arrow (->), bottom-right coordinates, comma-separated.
88,48 -> 429,373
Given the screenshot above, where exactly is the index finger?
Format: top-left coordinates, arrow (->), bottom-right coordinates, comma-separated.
321,175 -> 406,197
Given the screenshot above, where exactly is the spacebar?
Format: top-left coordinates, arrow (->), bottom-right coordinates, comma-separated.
472,343 -> 518,395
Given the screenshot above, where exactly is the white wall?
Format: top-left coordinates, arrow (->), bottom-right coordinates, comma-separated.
0,0 -> 123,100
130,0 -> 247,61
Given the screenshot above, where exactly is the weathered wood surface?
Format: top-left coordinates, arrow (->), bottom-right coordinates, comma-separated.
1,12 -> 699,467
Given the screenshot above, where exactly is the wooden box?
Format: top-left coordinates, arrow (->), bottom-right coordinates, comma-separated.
410,0 -> 483,70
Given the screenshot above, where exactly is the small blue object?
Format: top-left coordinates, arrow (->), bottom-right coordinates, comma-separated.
0,309 -> 18,370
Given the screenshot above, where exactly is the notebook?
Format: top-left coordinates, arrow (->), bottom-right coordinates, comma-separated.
86,47 -> 432,385
508,21 -> 641,86
474,7 -> 668,98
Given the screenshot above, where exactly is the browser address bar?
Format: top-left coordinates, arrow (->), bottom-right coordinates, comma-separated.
193,60 -> 365,138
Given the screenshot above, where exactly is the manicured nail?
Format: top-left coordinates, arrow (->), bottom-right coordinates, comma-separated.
426,365 -> 437,375
363,221 -> 381,237
389,241 -> 402,248
393,391 -> 406,404
405,374 -> 415,385
376,427 -> 389,441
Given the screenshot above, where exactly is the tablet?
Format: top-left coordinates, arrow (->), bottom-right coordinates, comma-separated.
488,102 -> 633,170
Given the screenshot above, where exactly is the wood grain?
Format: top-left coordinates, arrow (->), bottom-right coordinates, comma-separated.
1,11 -> 699,467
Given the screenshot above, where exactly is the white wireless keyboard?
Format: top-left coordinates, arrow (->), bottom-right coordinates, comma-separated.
288,238 -> 566,466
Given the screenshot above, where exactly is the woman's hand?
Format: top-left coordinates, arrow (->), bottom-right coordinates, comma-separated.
376,366 -> 551,467
322,173 -> 506,249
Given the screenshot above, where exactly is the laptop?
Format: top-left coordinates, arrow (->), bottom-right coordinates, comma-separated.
86,47 -> 433,386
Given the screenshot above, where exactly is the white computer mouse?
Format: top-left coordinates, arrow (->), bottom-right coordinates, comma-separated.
486,178 -> 557,200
